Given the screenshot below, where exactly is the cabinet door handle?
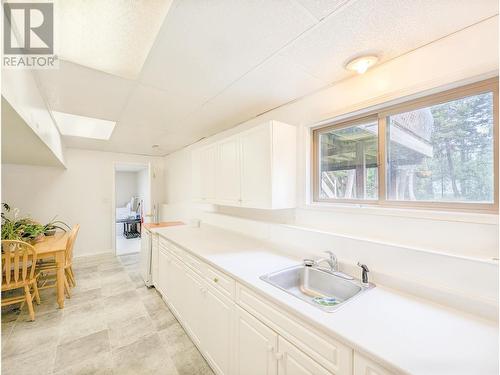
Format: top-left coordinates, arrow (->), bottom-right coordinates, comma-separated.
267,345 -> 274,352
213,277 -> 219,283
274,352 -> 283,360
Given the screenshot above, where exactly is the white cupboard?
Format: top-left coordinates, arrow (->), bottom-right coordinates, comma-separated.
353,353 -> 395,375
151,232 -> 159,286
235,306 -> 278,375
278,337 -> 331,375
192,120 -> 296,209
202,285 -> 233,375
155,236 -> 394,375
216,136 -> 241,205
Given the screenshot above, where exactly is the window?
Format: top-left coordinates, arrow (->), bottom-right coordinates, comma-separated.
312,78 -> 498,212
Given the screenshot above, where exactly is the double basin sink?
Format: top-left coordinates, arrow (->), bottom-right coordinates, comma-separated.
260,264 -> 374,312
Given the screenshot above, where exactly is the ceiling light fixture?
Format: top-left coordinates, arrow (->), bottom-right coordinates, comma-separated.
345,55 -> 378,74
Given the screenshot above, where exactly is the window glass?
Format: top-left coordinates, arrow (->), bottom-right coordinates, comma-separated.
386,92 -> 494,203
318,119 -> 378,200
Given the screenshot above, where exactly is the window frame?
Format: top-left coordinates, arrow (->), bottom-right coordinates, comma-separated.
311,77 -> 499,213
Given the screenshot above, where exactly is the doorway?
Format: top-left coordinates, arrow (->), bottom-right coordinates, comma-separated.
113,163 -> 150,255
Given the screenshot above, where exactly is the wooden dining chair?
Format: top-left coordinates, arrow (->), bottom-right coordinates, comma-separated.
1,240 -> 41,321
38,224 -> 80,298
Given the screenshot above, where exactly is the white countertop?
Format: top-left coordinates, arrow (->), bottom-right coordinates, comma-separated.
150,224 -> 499,375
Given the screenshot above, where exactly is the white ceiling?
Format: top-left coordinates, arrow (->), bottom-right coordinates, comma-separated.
36,0 -> 499,156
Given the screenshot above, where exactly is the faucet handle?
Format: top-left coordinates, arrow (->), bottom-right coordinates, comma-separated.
357,262 -> 370,285
357,262 -> 369,272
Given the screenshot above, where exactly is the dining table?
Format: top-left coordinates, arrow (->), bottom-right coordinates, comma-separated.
33,231 -> 70,309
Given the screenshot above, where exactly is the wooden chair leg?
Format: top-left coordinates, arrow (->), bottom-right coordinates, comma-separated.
64,276 -> 71,298
65,269 -> 72,287
32,280 -> 41,305
24,285 -> 35,321
69,267 -> 76,287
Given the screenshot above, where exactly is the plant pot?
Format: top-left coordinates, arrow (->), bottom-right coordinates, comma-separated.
44,229 -> 56,236
30,234 -> 45,244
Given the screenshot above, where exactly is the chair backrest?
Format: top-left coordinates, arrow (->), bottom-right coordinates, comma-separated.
1,240 -> 37,288
65,224 -> 80,267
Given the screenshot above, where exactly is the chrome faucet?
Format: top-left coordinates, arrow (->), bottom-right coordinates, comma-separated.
315,251 -> 338,272
357,262 -> 370,286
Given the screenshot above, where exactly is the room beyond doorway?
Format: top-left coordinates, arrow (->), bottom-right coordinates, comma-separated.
113,163 -> 150,256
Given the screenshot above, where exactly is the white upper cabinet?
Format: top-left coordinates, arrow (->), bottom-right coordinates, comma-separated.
193,143 -> 217,202
216,136 -> 242,205
192,121 -> 296,209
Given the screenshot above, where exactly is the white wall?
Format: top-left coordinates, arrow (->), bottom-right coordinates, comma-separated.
115,171 -> 139,207
2,148 -> 164,256
2,67 -> 65,166
161,18 -> 499,319
137,168 -> 150,214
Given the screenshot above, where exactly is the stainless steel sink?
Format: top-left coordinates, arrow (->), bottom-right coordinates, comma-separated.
260,265 -> 374,312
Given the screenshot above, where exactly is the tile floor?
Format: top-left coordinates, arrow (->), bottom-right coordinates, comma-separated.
115,235 -> 141,255
1,252 -> 214,375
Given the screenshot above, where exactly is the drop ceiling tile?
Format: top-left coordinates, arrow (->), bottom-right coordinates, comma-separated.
182,54 -> 325,137
295,0 -> 352,21
118,84 -> 196,132
55,0 -> 173,79
37,61 -> 135,121
140,0 -> 317,106
281,0 -> 499,82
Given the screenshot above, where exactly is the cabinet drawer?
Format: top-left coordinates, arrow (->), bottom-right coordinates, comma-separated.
236,284 -> 352,375
183,251 -> 204,275
205,265 -> 235,299
354,353 -> 397,375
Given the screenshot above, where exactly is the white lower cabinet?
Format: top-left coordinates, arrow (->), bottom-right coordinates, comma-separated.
278,336 -> 331,375
235,306 -> 278,375
234,306 -> 331,375
155,237 -> 392,375
202,285 -> 233,375
151,233 -> 159,286
157,247 -> 169,296
182,268 -> 204,346
353,353 -> 395,375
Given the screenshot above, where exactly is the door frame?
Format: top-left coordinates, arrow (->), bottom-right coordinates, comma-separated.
111,161 -> 152,255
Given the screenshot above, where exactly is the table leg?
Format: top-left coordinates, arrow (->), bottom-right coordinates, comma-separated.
56,251 -> 65,308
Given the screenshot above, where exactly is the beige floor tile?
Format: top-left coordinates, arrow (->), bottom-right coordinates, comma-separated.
108,315 -> 155,349
111,333 -> 179,375
170,345 -> 214,375
1,344 -> 56,375
59,300 -> 108,344
53,330 -> 110,373
63,287 -> 102,308
2,323 -> 60,359
1,253 -> 210,375
53,351 -> 114,375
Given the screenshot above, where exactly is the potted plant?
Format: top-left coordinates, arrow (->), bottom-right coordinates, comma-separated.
43,217 -> 71,236
1,203 -> 49,243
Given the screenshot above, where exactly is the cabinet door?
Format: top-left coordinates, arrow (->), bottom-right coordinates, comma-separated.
202,286 -> 233,375
166,255 -> 187,318
240,124 -> 272,208
182,268 -> 204,347
216,137 -> 241,205
354,353 -> 395,375
151,234 -> 159,286
200,144 -> 217,201
234,306 -> 278,375
191,149 -> 202,201
157,249 -> 169,297
278,337 -> 331,375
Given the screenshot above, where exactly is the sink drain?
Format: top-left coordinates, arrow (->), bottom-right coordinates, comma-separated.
312,297 -> 339,307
